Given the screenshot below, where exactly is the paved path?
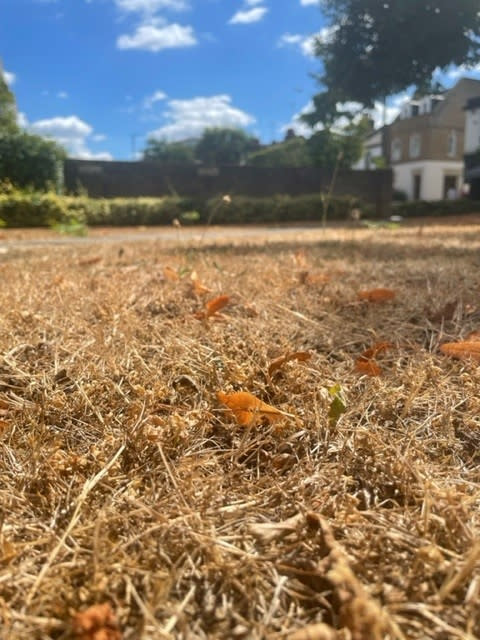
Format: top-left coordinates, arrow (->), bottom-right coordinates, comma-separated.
0,225 -> 329,250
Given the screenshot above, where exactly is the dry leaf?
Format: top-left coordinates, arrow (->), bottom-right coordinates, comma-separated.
217,390 -> 284,426
163,266 -> 179,281
360,341 -> 392,359
287,622 -> 337,640
78,256 -> 102,267
355,359 -> 381,376
72,603 -> 122,640
268,351 -> 311,377
465,330 -> 480,342
190,271 -> 211,296
439,341 -> 480,363
358,288 -> 396,302
355,342 -> 392,377
206,295 -> 230,318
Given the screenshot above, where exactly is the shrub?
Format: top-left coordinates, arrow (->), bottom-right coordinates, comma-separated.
392,199 -> 480,218
203,194 -> 372,225
0,132 -> 65,192
0,190 -> 373,228
0,189 -> 85,227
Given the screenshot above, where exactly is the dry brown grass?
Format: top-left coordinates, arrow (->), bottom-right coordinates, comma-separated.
0,223 -> 480,640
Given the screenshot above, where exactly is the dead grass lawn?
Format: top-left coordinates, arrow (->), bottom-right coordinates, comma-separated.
0,224 -> 480,639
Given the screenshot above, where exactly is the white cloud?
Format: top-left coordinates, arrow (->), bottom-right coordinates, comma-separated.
281,100 -> 318,137
278,33 -> 303,46
115,0 -> 189,13
29,115 -> 113,160
148,94 -> 255,141
229,7 -> 268,24
245,0 -> 264,4
3,70 -> 16,87
300,0 -> 318,5
92,133 -> 107,142
117,23 -> 196,51
144,89 -> 167,108
57,90 -> 69,99
278,26 -> 336,57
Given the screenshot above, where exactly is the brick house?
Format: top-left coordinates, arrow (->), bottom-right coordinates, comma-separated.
386,78 -> 480,200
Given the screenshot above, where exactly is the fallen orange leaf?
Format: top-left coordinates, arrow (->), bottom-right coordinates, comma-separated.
190,271 -> 211,296
358,288 -> 396,302
355,359 -> 382,376
361,341 -> 392,360
206,295 -> 230,318
217,390 -> 284,426
72,602 -> 122,640
439,341 -> 480,363
355,341 -> 392,377
163,266 -> 179,281
268,351 -> 311,377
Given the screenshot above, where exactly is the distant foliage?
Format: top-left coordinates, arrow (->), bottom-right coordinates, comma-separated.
248,138 -> 312,168
195,128 -> 260,166
0,132 -> 66,191
306,129 -> 363,169
143,138 -> 196,165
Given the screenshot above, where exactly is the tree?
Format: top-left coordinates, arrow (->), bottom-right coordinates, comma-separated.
0,131 -> 66,191
195,128 -> 260,166
306,0 -> 480,125
0,64 -> 18,134
142,138 -> 196,165
306,129 -> 363,169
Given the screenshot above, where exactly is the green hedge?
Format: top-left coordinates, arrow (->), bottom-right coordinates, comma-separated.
0,190 -> 84,227
392,199 -> 480,218
0,191 -> 372,228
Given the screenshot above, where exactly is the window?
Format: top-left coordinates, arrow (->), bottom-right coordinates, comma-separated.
409,134 -> 421,159
391,138 -> 402,162
447,130 -> 457,157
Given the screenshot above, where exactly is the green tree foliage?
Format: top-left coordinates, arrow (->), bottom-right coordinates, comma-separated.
195,128 -> 260,166
307,0 -> 480,125
248,137 -> 312,168
0,69 -> 18,134
143,138 -> 196,164
306,129 -> 363,169
0,131 -> 66,191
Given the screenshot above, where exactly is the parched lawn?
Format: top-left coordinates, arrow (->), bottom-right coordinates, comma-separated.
0,223 -> 479,639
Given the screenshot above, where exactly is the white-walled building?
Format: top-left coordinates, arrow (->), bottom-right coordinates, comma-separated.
386,78 -> 480,200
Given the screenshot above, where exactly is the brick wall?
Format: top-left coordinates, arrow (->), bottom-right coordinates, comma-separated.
65,159 -> 393,217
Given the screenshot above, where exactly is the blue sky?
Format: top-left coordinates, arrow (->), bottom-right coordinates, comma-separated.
2,0 -> 480,161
